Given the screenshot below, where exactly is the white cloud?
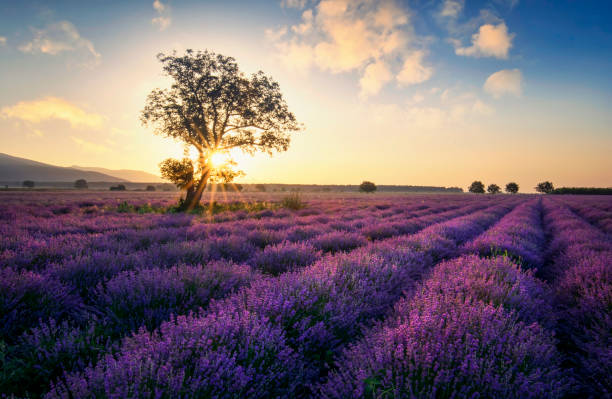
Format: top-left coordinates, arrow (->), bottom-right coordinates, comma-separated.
269,0 -> 432,97
484,69 -> 522,98
455,22 -> 514,59
0,36 -> 6,46
1,97 -> 105,129
18,21 -> 101,67
292,9 -> 313,34
440,0 -> 463,18
370,89 -> 494,132
152,0 -> 171,31
281,0 -> 307,9
397,50 -> 433,86
360,60 -> 393,98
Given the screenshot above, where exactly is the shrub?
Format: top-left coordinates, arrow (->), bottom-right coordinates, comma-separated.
22,180 -> 34,188
535,181 -> 554,194
145,185 -> 156,191
487,183 -> 501,194
109,184 -> 126,191
74,179 -> 88,189
359,181 -> 376,193
505,182 -> 519,194
468,180 -> 485,193
280,192 -> 306,210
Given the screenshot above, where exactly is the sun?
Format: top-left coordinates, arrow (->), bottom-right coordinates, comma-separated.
209,151 -> 228,168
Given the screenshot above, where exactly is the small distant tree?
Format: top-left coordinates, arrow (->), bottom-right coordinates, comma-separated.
74,179 -> 88,189
146,185 -> 156,191
359,181 -> 377,193
22,180 -> 35,188
505,182 -> 519,194
110,184 -> 126,191
487,184 -> 501,194
535,181 -> 554,194
468,181 -> 485,194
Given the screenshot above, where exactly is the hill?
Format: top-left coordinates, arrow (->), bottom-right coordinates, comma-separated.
71,165 -> 164,183
0,153 -> 126,182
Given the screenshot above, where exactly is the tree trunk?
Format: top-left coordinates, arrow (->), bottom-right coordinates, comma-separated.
181,169 -> 210,211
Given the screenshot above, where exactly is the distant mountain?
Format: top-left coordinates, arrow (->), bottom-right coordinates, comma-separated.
71,166 -> 164,183
0,153 -> 126,182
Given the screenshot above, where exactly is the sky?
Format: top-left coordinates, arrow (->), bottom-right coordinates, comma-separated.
0,0 -> 611,191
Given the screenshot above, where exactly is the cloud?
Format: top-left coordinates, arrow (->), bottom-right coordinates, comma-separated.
18,21 -> 101,67
397,50 -> 433,86
281,0 -> 307,9
484,69 -> 522,98
269,0 -> 432,97
71,136 -> 110,153
0,36 -> 6,46
1,97 -> 105,129
152,0 -> 171,31
360,60 -> 393,98
370,89 -> 494,131
440,0 -> 463,18
455,22 -> 514,59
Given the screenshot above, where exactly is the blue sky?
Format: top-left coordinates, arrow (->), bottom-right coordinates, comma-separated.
0,0 -> 610,189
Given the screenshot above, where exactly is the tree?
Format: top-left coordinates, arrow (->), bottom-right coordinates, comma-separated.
110,184 -> 126,191
535,181 -> 554,194
468,181 -> 485,194
141,49 -> 301,210
487,184 -> 501,194
359,181 -> 377,193
505,182 -> 519,194
22,180 -> 34,188
74,179 -> 88,189
146,185 -> 156,191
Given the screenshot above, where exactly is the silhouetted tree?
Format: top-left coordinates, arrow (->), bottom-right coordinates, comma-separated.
74,179 -> 88,189
141,49 -> 301,211
505,182 -> 519,194
359,181 -> 377,193
110,184 -> 126,191
487,184 -> 501,194
468,181 -> 485,194
146,185 -> 156,191
22,180 -> 34,188
535,181 -> 554,194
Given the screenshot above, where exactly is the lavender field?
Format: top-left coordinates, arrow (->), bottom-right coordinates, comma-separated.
1,191 -> 611,398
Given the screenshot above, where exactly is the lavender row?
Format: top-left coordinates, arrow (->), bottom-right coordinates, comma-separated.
1,200 -> 514,397
319,254 -> 568,398
1,199 -> 465,271
541,199 -> 612,397
558,197 -> 612,234
1,199 -> 493,344
44,203 -> 516,398
463,198 -> 546,268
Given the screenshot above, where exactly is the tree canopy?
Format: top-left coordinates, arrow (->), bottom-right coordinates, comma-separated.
359,181 -> 377,193
468,181 -> 485,194
487,184 -> 501,194
535,181 -> 554,194
142,49 -> 301,209
505,182 -> 519,194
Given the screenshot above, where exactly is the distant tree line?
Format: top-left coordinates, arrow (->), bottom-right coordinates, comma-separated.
469,181 -> 520,194
551,187 -> 612,195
